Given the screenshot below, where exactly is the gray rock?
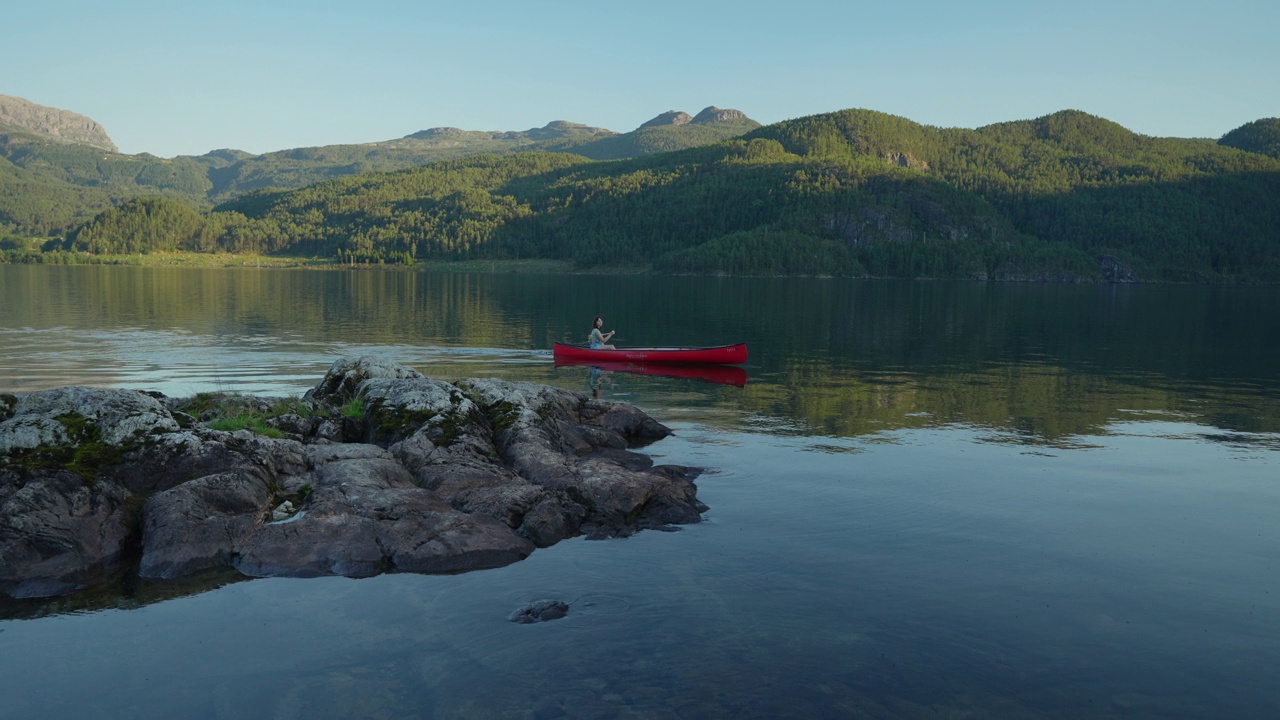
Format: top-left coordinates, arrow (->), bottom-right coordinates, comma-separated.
691,106 -> 748,123
304,441 -> 393,465
639,110 -> 693,128
2,356 -> 705,600
0,94 -> 118,152
267,414 -> 316,439
509,599 -> 570,624
0,471 -> 134,598
304,355 -> 426,405
118,428 -> 307,496
460,378 -> 704,537
313,419 -> 345,443
0,386 -> 179,455
139,469 -> 275,579
233,457 -> 532,577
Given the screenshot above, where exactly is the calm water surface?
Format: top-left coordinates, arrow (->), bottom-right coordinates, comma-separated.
1,265 -> 1278,719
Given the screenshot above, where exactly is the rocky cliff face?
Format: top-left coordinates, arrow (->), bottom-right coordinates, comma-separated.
640,107 -> 751,129
640,111 -> 694,128
0,95 -> 117,152
692,106 -> 748,123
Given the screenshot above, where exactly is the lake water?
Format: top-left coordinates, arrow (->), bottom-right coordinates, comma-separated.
1,265 -> 1278,719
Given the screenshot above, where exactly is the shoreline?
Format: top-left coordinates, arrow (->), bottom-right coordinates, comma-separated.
0,251 -> 586,272
3,251 -> 1276,284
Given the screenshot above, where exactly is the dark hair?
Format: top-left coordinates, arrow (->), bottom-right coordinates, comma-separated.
592,316 -> 603,328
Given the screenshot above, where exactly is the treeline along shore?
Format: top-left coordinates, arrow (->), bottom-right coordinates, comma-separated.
3,108 -> 1279,282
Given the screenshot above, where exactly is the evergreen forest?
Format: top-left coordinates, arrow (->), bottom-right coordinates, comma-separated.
4,107 -> 1279,282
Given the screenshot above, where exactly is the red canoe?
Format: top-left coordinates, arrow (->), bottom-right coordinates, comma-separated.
554,359 -> 748,387
553,342 -> 748,364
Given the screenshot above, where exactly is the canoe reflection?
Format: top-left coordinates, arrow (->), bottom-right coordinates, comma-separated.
554,359 -> 747,387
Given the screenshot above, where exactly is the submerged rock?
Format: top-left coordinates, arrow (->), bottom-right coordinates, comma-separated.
0,356 -> 706,600
509,599 -> 570,624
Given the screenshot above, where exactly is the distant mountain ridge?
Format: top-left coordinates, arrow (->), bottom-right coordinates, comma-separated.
0,95 -> 117,152
4,95 -> 1280,284
0,95 -> 759,212
639,106 -> 750,128
567,106 -> 760,160
43,107 -> 1280,283
405,120 -> 611,143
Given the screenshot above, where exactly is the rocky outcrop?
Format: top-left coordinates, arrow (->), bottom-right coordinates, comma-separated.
509,599 -> 570,624
691,106 -> 748,124
0,356 -> 706,600
882,151 -> 930,171
0,94 -> 118,152
639,107 -> 752,129
407,127 -> 468,140
640,111 -> 694,128
1098,254 -> 1139,283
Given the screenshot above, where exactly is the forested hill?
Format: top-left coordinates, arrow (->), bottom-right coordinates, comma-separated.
202,109 -> 758,199
0,99 -> 759,232
42,107 -> 1280,282
562,107 -> 761,160
740,109 -> 1280,280
1219,118 -> 1280,159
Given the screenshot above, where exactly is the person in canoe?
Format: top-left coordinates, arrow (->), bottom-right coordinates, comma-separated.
589,316 -> 616,350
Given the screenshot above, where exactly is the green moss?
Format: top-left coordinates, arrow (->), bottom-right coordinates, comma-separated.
6,445 -> 77,476
54,412 -> 90,439
207,414 -> 285,438
175,392 -> 223,417
1,393 -> 19,421
427,414 -> 463,446
7,413 -> 134,482
371,405 -> 438,444
67,441 -> 128,480
183,393 -> 308,439
487,401 -> 521,435
339,398 -> 365,419
260,397 -> 315,419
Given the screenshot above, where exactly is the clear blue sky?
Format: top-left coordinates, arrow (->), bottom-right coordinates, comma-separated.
4,0 -> 1276,157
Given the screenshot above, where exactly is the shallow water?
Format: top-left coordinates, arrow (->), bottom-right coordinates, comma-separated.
1,266 -> 1277,718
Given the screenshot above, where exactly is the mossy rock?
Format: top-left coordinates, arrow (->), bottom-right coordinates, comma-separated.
0,393 -> 17,422
5,412 -> 135,482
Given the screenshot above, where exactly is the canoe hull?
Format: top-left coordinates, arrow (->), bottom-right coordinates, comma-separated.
552,342 -> 748,365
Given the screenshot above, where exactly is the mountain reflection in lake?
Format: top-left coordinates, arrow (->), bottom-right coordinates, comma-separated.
1,266 -> 1278,719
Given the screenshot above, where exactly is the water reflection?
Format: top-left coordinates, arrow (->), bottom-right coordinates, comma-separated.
0,568 -> 250,621
2,265 -> 1280,438
2,265 -> 1278,444
555,359 -> 749,388
5,417 -> 1278,717
3,267 -> 1279,717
